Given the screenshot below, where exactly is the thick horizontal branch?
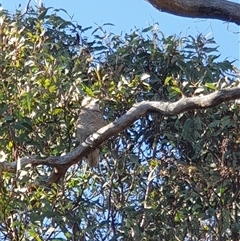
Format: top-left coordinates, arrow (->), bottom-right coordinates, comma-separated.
1,87 -> 240,184
145,0 -> 240,25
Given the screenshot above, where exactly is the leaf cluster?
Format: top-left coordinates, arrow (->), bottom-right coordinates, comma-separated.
0,5 -> 239,241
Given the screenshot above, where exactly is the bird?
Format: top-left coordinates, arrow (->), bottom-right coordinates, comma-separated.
76,97 -> 105,167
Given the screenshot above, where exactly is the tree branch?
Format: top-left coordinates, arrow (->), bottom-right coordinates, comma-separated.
145,0 -> 240,25
18,0 -> 32,19
1,87 -> 240,184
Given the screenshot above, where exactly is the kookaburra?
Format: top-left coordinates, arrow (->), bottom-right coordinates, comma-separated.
76,97 -> 105,167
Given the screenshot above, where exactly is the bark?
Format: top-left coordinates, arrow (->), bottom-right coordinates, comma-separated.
145,0 -> 240,25
0,87 -> 240,184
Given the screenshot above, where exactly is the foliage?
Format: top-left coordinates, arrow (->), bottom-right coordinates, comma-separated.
0,5 -> 239,241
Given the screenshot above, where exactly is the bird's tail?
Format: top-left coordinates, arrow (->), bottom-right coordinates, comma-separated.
87,149 -> 100,167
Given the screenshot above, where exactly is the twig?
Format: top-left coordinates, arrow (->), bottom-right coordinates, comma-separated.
19,0 -> 32,19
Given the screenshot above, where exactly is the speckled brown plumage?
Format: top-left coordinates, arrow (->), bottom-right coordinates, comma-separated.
76,97 -> 105,167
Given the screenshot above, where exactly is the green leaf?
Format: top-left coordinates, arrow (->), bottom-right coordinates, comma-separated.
142,26 -> 153,33
171,86 -> 182,94
182,119 -> 194,139
205,83 -> 216,90
164,76 -> 172,85
26,92 -> 31,113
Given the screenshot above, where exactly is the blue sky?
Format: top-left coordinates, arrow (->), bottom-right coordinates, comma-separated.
2,0 -> 240,67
